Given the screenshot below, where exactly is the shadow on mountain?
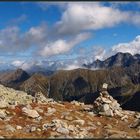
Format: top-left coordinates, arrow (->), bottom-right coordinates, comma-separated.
121,91 -> 140,112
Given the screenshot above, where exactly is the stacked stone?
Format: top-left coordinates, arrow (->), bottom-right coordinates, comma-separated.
93,83 -> 122,117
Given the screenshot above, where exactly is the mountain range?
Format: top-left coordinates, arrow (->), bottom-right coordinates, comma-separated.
83,52 -> 140,69
0,52 -> 140,112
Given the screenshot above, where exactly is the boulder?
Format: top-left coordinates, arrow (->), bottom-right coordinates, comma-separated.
72,120 -> 85,126
0,110 -> 7,119
5,125 -> 16,132
22,107 -> 40,118
56,127 -> 69,135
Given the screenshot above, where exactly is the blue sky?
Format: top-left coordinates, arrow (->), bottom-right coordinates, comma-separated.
0,2 -> 140,70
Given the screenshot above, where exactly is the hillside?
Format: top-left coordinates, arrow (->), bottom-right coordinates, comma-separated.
0,69 -> 30,89
49,67 -> 138,106
20,73 -> 50,97
0,84 -> 139,138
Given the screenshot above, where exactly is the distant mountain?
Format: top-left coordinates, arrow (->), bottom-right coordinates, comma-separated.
0,52 -> 140,112
20,73 -> 49,97
83,52 -> 140,69
0,68 -> 30,89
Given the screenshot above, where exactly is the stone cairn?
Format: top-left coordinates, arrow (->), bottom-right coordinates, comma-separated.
93,83 -> 123,117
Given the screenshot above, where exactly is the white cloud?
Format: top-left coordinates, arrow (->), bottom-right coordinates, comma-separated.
63,64 -> 80,70
25,23 -> 48,45
0,23 -> 48,54
112,35 -> 140,55
94,48 -> 106,60
11,60 -> 24,67
55,3 -> 140,35
39,32 -> 91,57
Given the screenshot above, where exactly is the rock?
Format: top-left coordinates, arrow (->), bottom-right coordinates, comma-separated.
135,113 -> 140,119
93,83 -> 122,117
114,110 -> 123,117
35,116 -> 42,121
102,104 -> 110,111
0,110 -> 6,119
5,125 -> 16,132
34,107 -> 43,113
97,121 -> 101,126
101,97 -> 112,104
37,128 -> 41,132
129,119 -> 140,128
109,133 -> 126,138
22,107 -> 40,118
62,112 -> 70,116
100,109 -> 114,117
0,100 -> 8,108
111,101 -> 120,110
68,125 -> 75,132
30,126 -> 36,132
49,131 -> 60,137
56,127 -> 69,135
121,115 -> 128,121
64,116 -> 73,121
42,123 -> 55,130
71,100 -> 81,106
47,107 -> 56,114
104,124 -> 113,129
106,129 -> 127,135
88,112 -> 96,116
16,125 -> 22,130
72,120 -> 85,126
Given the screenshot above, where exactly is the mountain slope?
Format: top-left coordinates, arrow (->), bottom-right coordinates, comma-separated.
49,67 -> 137,104
20,73 -> 49,97
0,68 -> 30,89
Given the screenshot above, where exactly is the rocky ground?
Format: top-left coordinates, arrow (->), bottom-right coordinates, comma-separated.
0,84 -> 139,138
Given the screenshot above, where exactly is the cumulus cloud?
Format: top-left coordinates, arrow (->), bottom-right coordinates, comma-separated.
0,23 -> 48,54
55,3 -> 140,35
39,32 -> 91,57
112,35 -> 140,55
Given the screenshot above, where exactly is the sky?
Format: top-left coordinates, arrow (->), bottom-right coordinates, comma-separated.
0,1 -> 140,70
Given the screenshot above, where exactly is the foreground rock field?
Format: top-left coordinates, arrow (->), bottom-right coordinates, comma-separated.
0,84 -> 139,138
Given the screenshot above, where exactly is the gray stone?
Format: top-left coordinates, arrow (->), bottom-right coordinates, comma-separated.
64,116 -> 73,121
109,133 -> 126,138
101,97 -> 112,103
16,125 -> 22,130
0,110 -> 6,119
102,104 -> 110,112
97,121 -> 101,126
5,125 -> 16,132
104,124 -> 113,129
129,119 -> 140,128
56,127 -> 69,135
30,126 -> 36,132
121,115 -> 128,121
42,123 -> 55,130
0,100 -> 8,108
72,120 -> 85,126
47,107 -> 56,114
22,107 -> 40,118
